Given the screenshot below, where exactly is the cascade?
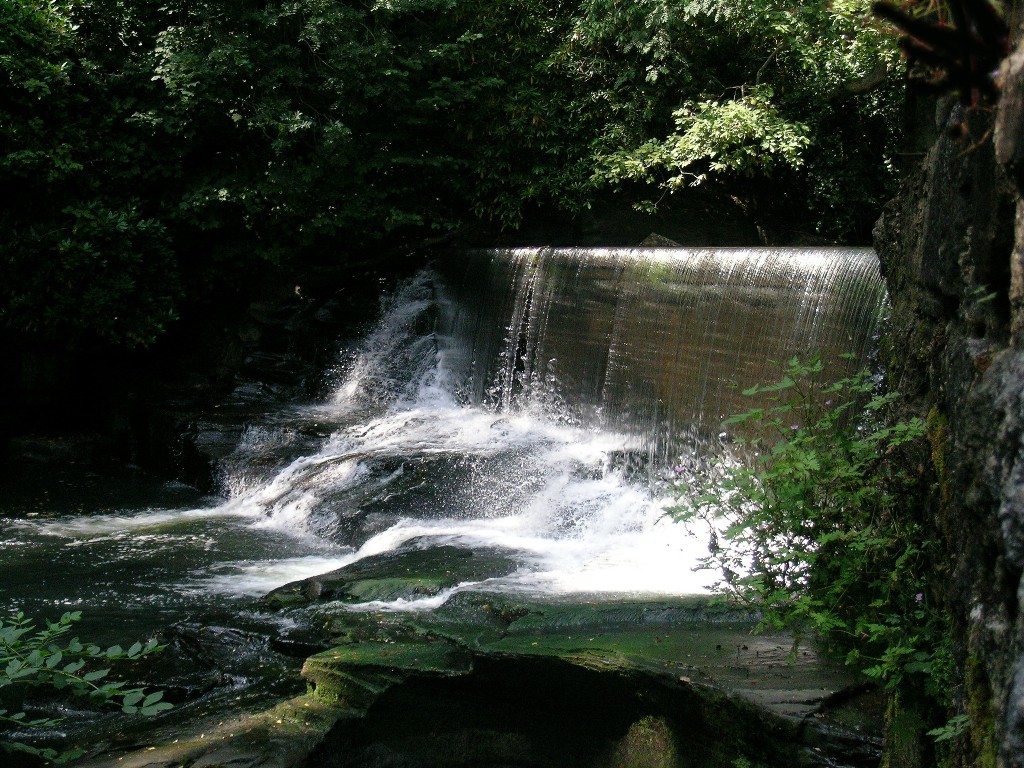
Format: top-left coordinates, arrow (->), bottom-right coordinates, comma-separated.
436,246 -> 886,463
0,246 -> 891,763
0,247 -> 888,626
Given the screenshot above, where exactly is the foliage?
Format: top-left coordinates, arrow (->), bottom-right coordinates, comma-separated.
596,85 -> 811,190
0,0 -> 180,348
670,357 -> 954,704
173,0 -> 901,242
1,0 -> 906,350
927,712 -> 970,743
588,0 -> 904,236
0,611 -> 170,764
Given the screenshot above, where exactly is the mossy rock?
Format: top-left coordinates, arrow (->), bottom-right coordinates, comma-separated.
262,544 -> 519,609
300,641 -> 807,768
73,591 -> 881,768
608,716 -> 681,768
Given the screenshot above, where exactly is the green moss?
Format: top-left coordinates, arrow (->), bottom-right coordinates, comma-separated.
262,588 -> 311,610
305,628 -> 479,705
609,716 -> 681,768
302,636 -> 474,708
343,576 -> 443,602
881,692 -> 928,768
965,653 -> 997,768
926,405 -> 950,507
264,546 -> 519,609
245,591 -> 882,768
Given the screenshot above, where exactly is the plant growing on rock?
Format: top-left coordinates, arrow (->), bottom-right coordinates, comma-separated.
670,356 -> 954,706
0,610 -> 171,764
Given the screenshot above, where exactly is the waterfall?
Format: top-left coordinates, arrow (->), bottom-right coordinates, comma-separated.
0,247 -> 888,615
435,246 -> 886,464
232,245 -> 886,598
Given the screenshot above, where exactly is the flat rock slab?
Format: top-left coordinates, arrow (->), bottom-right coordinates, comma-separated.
410,592 -> 874,724
71,553 -> 883,768
295,593 -> 882,768
262,544 -> 520,608
75,694 -> 345,768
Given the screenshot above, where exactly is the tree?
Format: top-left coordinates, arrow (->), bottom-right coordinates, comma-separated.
0,0 -> 178,348
586,0 -> 904,239
1,0 -> 907,351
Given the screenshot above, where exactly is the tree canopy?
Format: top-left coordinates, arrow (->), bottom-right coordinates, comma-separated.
1,0 -> 904,349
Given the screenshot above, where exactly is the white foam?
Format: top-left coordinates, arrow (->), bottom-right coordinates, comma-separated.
3,270 -> 721,614
4,503 -> 252,539
202,327 -> 720,598
194,554 -> 358,597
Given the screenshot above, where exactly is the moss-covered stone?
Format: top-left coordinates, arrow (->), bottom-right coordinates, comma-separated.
874,32 -> 1024,766
71,586 -> 883,768
927,405 -> 950,508
262,544 -> 519,609
302,644 -> 805,768
303,636 -> 474,709
76,693 -> 347,768
608,716 -> 681,768
881,691 -> 928,768
289,591 -> 881,768
966,652 -> 998,768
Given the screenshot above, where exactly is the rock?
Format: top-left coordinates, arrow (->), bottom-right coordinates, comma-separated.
262,545 -> 520,610
639,233 -> 682,247
997,45 -> 1024,191
872,8 -> 1024,764
295,593 -> 878,768
76,694 -> 344,768
69,591 -> 883,768
608,716 -> 680,768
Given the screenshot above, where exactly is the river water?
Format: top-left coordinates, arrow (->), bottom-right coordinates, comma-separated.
0,247 -> 886,648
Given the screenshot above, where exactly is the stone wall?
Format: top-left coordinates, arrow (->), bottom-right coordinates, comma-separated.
873,6 -> 1024,765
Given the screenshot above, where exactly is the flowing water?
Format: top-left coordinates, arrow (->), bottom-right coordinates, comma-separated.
0,247 -> 886,644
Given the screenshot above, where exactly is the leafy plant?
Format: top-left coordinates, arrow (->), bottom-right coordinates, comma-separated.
927,712 -> 970,743
595,85 -> 811,190
1,0 -> 907,351
0,611 -> 171,764
586,0 -> 903,238
670,356 -> 953,701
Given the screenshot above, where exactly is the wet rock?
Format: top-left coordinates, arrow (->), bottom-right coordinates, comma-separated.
131,622 -> 304,703
76,694 -> 345,768
71,592 -> 884,768
639,233 -> 682,247
262,545 -> 520,610
299,592 -> 880,768
302,645 -> 794,768
873,13 -> 1024,764
298,618 -> 877,768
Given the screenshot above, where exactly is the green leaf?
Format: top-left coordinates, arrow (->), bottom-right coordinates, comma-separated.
51,748 -> 86,764
928,714 -> 969,743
